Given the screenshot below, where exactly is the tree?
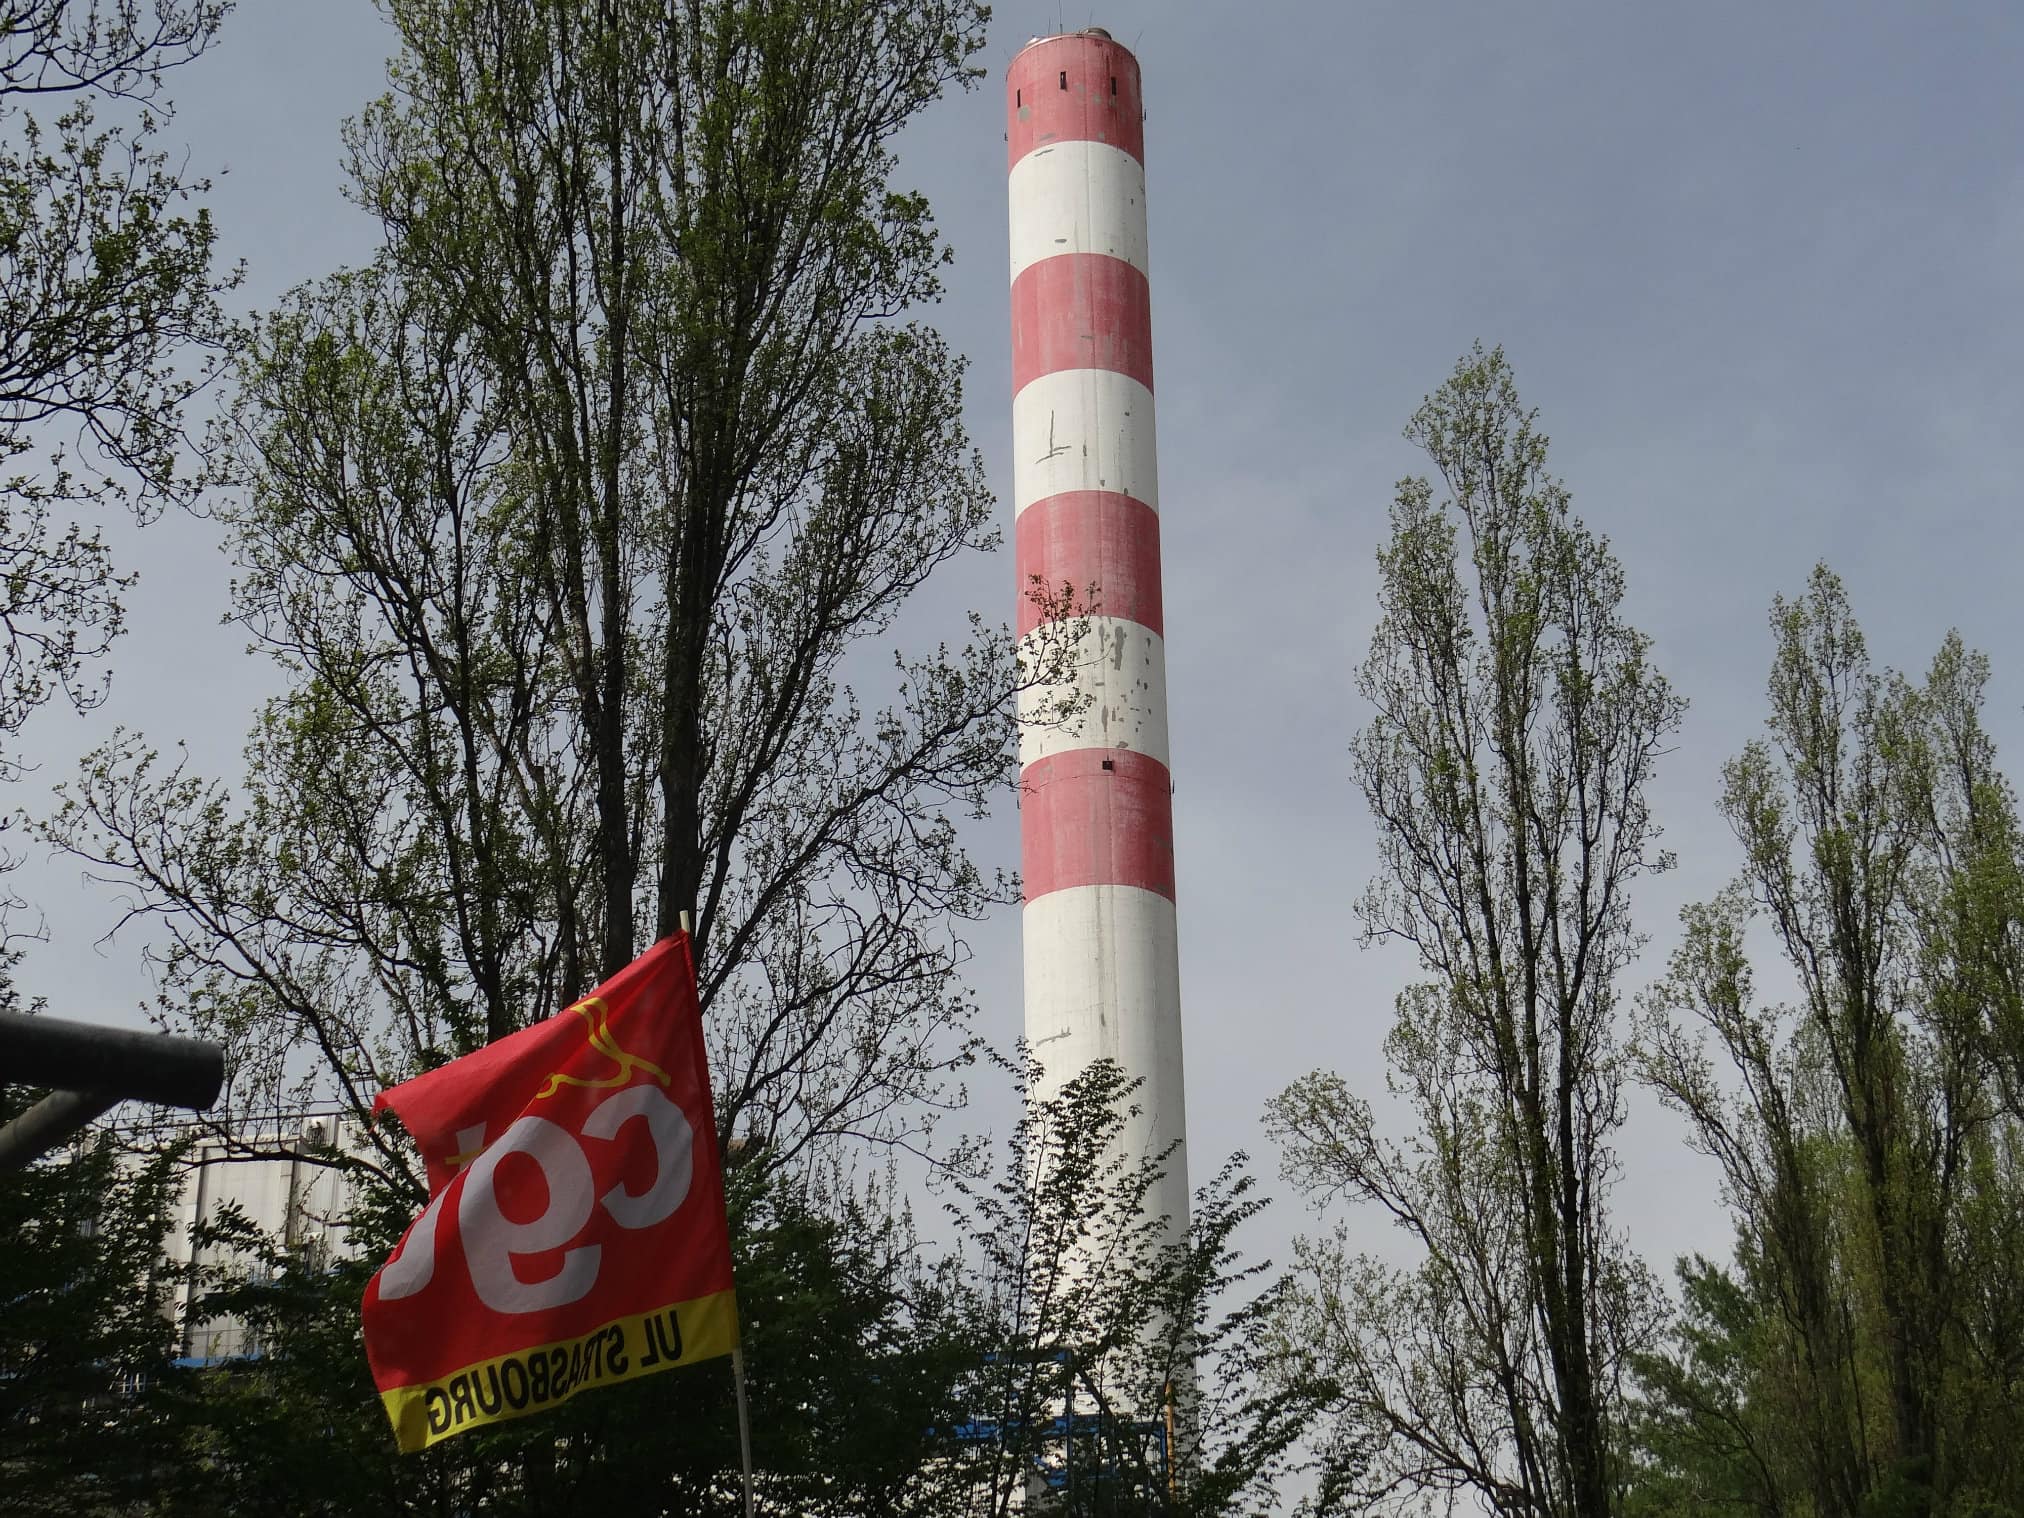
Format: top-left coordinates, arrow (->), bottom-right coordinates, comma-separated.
0,997 -> 192,1514
1634,568 -> 2024,1517
0,3 -> 235,1494
941,1058 -> 1328,1517
1268,345 -> 1683,1517
164,1154 -> 982,1517
1623,1255 -> 1812,1518
0,0 -> 235,783
44,0 -> 1059,1189
34,2 -> 1090,1503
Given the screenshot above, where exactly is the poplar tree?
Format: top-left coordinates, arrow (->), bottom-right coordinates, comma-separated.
1269,346 -> 1682,1517
46,0 -> 1031,1188
1634,569 -> 2024,1516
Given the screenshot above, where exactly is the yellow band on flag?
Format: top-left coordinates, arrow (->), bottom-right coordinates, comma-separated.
379,1288 -> 739,1453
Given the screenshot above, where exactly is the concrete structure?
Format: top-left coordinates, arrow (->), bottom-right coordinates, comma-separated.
1008,29 -> 1188,1244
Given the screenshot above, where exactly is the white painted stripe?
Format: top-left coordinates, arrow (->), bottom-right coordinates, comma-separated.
1011,367 -> 1158,517
1008,138 -> 1150,284
1022,883 -> 1190,1229
1018,615 -> 1170,769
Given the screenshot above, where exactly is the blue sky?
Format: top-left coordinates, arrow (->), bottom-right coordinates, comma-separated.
20,0 -> 2024,1281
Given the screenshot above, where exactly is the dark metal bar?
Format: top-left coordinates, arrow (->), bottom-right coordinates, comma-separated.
0,1011 -> 223,1111
0,1088 -> 118,1169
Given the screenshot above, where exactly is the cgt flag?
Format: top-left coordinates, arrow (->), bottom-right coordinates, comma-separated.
362,934 -> 737,1452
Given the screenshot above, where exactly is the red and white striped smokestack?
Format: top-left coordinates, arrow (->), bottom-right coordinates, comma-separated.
1008,29 -> 1188,1243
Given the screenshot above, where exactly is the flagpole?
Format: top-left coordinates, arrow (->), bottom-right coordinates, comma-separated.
681,911 -> 757,1518
731,1343 -> 757,1517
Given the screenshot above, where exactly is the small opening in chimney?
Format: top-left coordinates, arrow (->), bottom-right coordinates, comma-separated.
1101,758 -> 1115,771
1058,70 -> 1067,89
1110,76 -> 1117,96
1016,88 -> 1022,107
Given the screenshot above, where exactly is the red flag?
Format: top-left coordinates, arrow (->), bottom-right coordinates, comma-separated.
362,934 -> 736,1452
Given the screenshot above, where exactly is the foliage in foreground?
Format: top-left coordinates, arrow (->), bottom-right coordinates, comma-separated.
165,1158 -> 976,1518
947,1059 -> 1331,1516
0,1061 -> 1317,1516
0,1071 -> 189,1514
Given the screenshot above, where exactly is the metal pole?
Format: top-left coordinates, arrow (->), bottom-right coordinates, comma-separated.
180,1146 -> 216,1360
678,908 -> 754,1518
0,1012 -> 224,1109
0,1013 -> 225,1169
0,1088 -> 117,1169
731,1342 -> 757,1518
1064,1351 -> 1075,1510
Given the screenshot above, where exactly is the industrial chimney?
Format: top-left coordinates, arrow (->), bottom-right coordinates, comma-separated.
1008,29 -> 1189,1248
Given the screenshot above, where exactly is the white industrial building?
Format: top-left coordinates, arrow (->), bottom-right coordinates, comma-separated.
149,1113 -> 365,1363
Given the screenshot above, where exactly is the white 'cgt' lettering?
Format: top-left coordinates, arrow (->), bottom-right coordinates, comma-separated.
580,1084 -> 693,1230
377,1123 -> 485,1302
460,1114 -> 600,1314
376,1090 -> 697,1315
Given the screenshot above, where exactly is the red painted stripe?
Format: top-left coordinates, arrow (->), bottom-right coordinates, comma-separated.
1020,748 -> 1175,902
1015,491 -> 1163,637
1011,255 -> 1154,395
1007,35 -> 1144,169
